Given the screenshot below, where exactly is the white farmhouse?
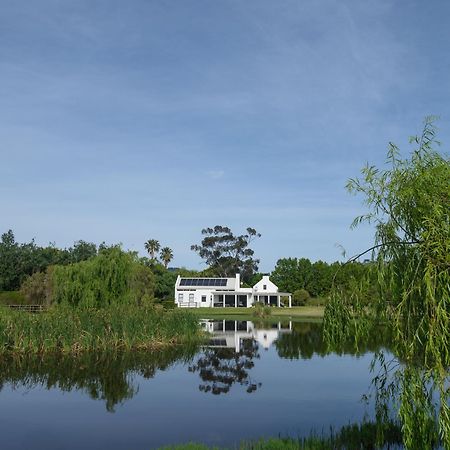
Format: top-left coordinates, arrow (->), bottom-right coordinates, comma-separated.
174,274 -> 292,308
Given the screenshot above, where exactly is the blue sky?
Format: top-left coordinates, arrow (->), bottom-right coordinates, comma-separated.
1,0 -> 449,272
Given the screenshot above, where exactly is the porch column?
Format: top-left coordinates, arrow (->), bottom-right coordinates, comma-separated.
277,295 -> 280,307
222,294 -> 225,307
288,295 -> 292,308
234,294 -> 237,308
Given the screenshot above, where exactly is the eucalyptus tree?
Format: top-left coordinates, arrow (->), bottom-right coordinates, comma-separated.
144,239 -> 160,261
160,247 -> 173,269
191,226 -> 261,282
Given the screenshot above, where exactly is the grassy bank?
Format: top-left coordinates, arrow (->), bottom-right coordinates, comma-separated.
160,419 -> 402,449
0,305 -> 202,354
183,306 -> 324,320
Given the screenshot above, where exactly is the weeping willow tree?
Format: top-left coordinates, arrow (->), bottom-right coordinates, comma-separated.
52,246 -> 156,308
324,117 -> 450,449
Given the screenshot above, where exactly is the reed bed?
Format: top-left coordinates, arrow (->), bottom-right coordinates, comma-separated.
0,304 -> 202,354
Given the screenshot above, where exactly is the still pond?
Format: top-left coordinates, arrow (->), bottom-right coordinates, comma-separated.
0,319 -> 393,449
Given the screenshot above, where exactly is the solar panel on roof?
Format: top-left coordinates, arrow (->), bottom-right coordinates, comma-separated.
179,278 -> 228,287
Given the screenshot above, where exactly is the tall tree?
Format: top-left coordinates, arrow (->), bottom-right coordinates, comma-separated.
191,226 -> 261,282
144,239 -> 160,261
160,247 -> 173,269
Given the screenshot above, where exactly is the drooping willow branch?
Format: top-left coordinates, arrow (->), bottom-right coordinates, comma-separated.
332,240 -> 421,286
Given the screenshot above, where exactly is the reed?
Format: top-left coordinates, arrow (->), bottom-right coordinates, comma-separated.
0,304 -> 202,354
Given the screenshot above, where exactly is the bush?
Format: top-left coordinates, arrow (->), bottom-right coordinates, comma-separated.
252,302 -> 271,318
20,271 -> 53,305
292,289 -> 310,306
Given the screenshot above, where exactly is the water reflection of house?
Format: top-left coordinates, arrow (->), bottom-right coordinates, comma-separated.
200,320 -> 292,352
175,274 -> 292,308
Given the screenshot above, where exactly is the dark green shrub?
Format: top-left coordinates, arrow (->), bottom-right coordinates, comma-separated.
20,271 -> 53,305
292,289 -> 310,306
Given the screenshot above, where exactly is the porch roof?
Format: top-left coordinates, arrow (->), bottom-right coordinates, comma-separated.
212,291 -> 292,296
254,292 -> 292,296
211,291 -> 251,295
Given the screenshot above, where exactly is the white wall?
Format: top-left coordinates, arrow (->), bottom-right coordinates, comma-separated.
176,289 -> 213,307
253,275 -> 278,293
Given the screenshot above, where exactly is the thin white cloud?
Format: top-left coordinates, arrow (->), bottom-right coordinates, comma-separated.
206,170 -> 225,180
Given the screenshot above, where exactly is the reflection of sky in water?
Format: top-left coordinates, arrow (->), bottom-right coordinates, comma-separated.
0,321 -> 382,449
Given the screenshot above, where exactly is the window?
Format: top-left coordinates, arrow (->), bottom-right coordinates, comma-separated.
263,285 -> 267,290
201,296 -> 207,302
189,293 -> 194,302
178,293 -> 183,302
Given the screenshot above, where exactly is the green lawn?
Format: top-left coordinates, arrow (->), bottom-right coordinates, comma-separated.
183,306 -> 324,319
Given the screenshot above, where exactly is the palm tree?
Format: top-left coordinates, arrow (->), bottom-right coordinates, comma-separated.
160,247 -> 174,269
144,239 -> 160,260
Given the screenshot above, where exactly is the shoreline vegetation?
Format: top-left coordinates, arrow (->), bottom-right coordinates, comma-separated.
0,305 -> 202,355
159,420 -> 403,449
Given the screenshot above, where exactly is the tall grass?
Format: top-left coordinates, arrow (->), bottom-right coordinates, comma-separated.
0,305 -> 202,354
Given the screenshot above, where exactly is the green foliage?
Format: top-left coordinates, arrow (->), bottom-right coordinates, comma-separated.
52,247 -> 137,308
0,230 -> 98,291
0,304 -> 201,354
324,117 -> 450,449
129,263 -> 156,306
19,271 -> 52,305
160,246 -> 174,268
144,239 -> 160,260
292,288 -> 310,306
51,247 -> 157,308
191,225 -> 261,282
251,302 -> 271,318
150,262 -> 179,301
272,257 -> 372,299
0,291 -> 26,305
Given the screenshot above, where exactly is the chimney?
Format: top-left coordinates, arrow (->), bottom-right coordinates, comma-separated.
235,273 -> 240,290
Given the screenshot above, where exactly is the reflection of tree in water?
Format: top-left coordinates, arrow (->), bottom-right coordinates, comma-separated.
275,321 -> 394,360
323,314 -> 449,448
0,346 -> 197,412
189,339 -> 260,395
